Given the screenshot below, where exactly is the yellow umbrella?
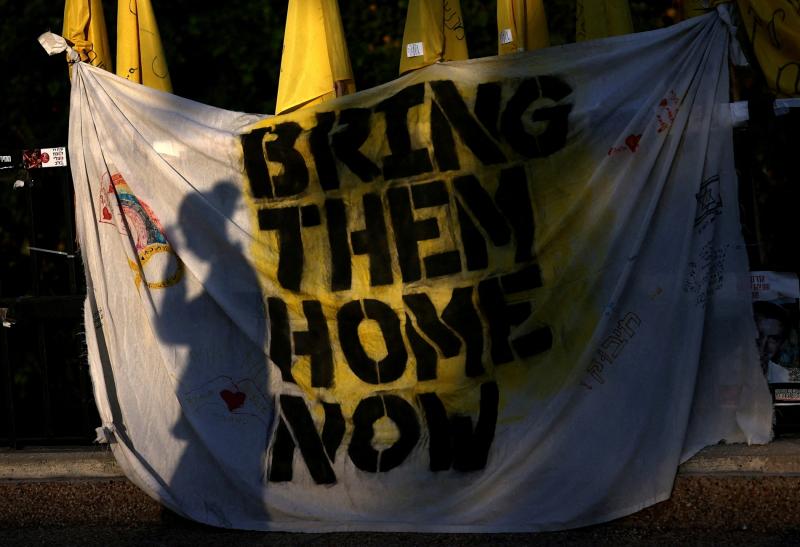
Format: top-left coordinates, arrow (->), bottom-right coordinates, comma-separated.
497,0 -> 549,55
682,0 -> 710,19
62,0 -> 112,71
116,0 -> 172,92
276,0 -> 355,115
399,0 -> 469,75
576,0 -> 633,41
737,0 -> 800,96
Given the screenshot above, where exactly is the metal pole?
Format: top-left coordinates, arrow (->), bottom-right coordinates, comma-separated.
25,174 -> 40,297
61,169 -> 78,295
0,327 -> 16,449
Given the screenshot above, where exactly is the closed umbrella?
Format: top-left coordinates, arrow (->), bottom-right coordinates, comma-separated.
116,0 -> 172,92
497,0 -> 549,55
62,0 -> 112,72
737,0 -> 800,96
276,0 -> 355,114
576,0 -> 633,41
682,0 -> 711,18
399,0 -> 468,75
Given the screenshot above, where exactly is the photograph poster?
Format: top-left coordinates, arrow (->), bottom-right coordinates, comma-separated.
752,271 -> 800,408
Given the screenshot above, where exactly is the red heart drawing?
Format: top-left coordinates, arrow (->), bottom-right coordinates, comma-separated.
625,134 -> 642,153
220,389 -> 246,411
102,206 -> 112,220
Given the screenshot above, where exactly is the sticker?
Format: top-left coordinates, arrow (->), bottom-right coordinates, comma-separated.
499,29 -> 513,45
406,42 -> 424,58
22,147 -> 67,168
41,147 -> 67,167
751,271 -> 800,302
775,388 -> 800,403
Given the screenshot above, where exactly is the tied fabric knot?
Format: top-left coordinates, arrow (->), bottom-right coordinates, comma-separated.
37,32 -> 80,63
95,423 -> 117,444
716,4 -> 748,67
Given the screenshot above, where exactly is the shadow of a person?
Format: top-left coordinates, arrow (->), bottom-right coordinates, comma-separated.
154,181 -> 271,527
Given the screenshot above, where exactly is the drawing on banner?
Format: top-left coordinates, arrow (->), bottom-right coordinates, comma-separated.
581,312 -> 642,389
177,374 -> 271,427
608,133 -> 643,156
694,174 -> 722,233
683,242 -> 728,307
656,90 -> 680,133
98,171 -> 183,289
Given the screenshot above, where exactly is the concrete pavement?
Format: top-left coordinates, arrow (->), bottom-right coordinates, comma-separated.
3,439 -> 800,539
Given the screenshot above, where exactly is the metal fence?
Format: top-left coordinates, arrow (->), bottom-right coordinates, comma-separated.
0,163 -> 97,448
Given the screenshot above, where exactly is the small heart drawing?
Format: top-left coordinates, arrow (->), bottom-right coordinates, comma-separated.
625,134 -> 642,153
220,389 -> 246,411
102,206 -> 112,220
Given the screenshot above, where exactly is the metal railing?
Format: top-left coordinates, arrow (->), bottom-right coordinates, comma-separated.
0,162 -> 97,448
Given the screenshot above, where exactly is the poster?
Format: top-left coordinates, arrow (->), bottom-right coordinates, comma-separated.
64,11 -> 771,533
752,271 -> 800,406
22,147 -> 68,168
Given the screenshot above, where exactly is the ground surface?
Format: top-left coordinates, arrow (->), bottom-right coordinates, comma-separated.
2,524 -> 800,547
6,440 -> 800,544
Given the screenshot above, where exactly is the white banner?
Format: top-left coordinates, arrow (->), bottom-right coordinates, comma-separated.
70,12 -> 771,532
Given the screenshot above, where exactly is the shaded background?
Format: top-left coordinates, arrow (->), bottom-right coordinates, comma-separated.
0,1 -> 678,149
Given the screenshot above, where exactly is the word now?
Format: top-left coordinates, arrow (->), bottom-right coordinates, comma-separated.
269,382 -> 499,484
